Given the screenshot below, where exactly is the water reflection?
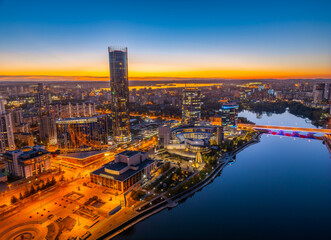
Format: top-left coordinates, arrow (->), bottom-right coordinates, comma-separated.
114,111 -> 331,240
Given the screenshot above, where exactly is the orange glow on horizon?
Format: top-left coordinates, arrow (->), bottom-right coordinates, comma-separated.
1,66 -> 331,81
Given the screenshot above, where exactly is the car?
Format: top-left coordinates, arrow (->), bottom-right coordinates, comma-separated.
47,214 -> 54,219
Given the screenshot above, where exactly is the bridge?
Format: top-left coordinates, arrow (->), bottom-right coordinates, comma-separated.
237,123 -> 331,134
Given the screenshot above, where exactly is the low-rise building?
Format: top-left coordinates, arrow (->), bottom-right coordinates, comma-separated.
58,150 -> 107,167
90,151 -> 156,193
3,146 -> 51,178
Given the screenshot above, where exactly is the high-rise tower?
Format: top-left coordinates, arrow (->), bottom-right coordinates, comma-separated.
0,99 -> 15,152
182,87 -> 202,126
108,47 -> 131,144
36,83 -> 49,116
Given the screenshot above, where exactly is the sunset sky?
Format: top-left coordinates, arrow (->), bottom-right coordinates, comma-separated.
0,0 -> 331,81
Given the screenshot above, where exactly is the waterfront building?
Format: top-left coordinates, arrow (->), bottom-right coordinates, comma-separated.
221,103 -> 239,127
3,145 -> 51,178
0,99 -> 15,152
182,87 -> 202,126
184,138 -> 210,153
39,115 -> 57,146
56,115 -> 108,152
90,151 -> 156,193
109,47 -> 131,144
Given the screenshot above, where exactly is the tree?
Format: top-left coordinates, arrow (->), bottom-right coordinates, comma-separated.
19,192 -> 24,200
41,181 -> 45,190
46,178 -> 51,187
30,185 -> 36,195
51,176 -> 56,185
24,189 -> 30,198
11,196 -> 18,204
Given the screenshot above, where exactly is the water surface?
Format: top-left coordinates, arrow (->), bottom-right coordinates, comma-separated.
115,111 -> 331,240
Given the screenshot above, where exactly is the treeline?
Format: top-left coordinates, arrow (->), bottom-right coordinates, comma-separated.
240,100 -> 328,127
240,100 -> 288,114
10,177 -> 57,204
288,102 -> 326,126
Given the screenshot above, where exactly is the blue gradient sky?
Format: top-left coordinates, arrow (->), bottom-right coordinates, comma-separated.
0,0 -> 331,80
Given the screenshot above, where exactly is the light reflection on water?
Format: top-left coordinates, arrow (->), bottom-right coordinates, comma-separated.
114,111 -> 331,240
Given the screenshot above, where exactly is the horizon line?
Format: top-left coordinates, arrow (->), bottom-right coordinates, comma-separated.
0,75 -> 331,82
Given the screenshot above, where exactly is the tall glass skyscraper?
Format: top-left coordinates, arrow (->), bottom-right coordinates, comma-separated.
182,87 -> 202,126
108,47 -> 131,144
221,103 -> 239,127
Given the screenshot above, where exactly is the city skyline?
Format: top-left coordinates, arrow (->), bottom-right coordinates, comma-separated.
1,1 -> 331,239
1,0 -> 331,81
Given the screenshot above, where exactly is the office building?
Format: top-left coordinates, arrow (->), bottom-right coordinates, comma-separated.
4,146 -> 51,178
182,87 -> 202,126
221,103 -> 239,127
109,47 -> 131,144
56,115 -> 108,152
90,151 -> 156,193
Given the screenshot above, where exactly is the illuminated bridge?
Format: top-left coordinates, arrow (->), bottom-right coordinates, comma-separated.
238,124 -> 331,134
238,123 -> 331,140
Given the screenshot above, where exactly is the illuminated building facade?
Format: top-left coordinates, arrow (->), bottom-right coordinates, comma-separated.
182,87 -> 202,126
90,151 -> 156,192
221,103 -> 239,127
313,83 -> 324,103
4,146 -> 51,178
0,99 -> 15,152
50,102 -> 96,119
109,47 -> 131,144
35,83 -> 49,115
59,150 -> 107,168
158,125 -> 171,148
56,115 -> 108,152
184,138 -> 210,153
39,115 -> 57,146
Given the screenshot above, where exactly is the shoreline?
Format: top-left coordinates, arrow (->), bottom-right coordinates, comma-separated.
94,132 -> 262,240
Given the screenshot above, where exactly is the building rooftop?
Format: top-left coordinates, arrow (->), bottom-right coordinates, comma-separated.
116,150 -> 140,158
4,146 -> 49,161
60,150 -> 107,159
106,162 -> 128,171
91,159 -> 154,182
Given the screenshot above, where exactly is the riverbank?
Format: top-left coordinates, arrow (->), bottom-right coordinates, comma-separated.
111,111 -> 331,240
95,132 -> 262,240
